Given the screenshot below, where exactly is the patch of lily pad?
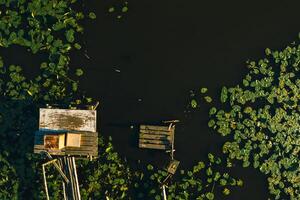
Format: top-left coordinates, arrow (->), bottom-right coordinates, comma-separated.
0,0 -> 242,199
132,153 -> 243,200
209,39 -> 300,199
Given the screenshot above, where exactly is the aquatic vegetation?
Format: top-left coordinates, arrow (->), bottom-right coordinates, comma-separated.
78,136 -> 132,200
189,88 -> 212,109
191,99 -> 198,108
210,39 -> 300,199
201,87 -> 208,94
133,153 -> 243,200
107,0 -> 129,20
204,96 -> 212,103
0,153 -> 18,199
0,0 -> 95,104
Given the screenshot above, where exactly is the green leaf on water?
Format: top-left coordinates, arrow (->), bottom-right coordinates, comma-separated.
223,188 -> 230,195
9,65 -> 16,72
122,6 -> 128,13
191,99 -> 197,108
65,29 -> 75,43
220,86 -> 228,103
208,119 -> 215,128
89,12 -> 96,19
74,43 -> 81,50
206,192 -> 214,200
72,82 -> 78,91
209,107 -> 217,115
108,7 -> 115,13
201,87 -> 208,93
75,68 -> 83,76
147,164 -> 153,171
204,96 -> 212,103
265,48 -> 271,55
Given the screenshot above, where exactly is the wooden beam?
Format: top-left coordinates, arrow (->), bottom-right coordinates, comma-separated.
140,125 -> 175,132
140,134 -> 172,140
139,143 -> 169,150
140,129 -> 173,136
139,139 -> 170,145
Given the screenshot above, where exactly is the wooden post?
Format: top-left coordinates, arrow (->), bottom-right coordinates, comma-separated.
162,185 -> 167,200
59,157 -> 81,200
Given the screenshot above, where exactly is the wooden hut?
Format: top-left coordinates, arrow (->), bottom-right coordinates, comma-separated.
34,108 -> 98,158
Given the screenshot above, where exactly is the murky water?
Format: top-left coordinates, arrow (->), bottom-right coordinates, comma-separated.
74,1 -> 300,199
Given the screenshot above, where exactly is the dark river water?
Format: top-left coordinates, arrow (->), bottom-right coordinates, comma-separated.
2,0 -> 300,199
79,1 -> 300,199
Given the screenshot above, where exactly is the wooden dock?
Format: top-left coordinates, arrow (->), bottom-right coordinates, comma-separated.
34,108 -> 98,158
139,125 -> 174,150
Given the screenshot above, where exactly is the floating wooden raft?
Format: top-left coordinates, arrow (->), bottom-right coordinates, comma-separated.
34,108 -> 98,157
139,125 -> 174,150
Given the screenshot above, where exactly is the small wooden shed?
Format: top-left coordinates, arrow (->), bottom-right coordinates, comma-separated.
34,108 -> 98,158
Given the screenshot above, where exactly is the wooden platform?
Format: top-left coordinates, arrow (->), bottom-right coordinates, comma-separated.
34,108 -> 98,157
139,125 -> 174,150
39,108 -> 96,132
34,131 -> 98,157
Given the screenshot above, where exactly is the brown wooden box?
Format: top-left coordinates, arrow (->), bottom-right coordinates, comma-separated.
44,134 -> 65,150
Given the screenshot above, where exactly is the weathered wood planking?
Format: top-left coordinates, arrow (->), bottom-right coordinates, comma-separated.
140,125 -> 173,132
39,108 -> 96,132
34,131 -> 98,156
140,134 -> 172,140
139,143 -> 169,150
139,125 -> 174,150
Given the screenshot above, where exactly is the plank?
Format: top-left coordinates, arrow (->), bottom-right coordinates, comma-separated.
139,134 -> 172,140
65,149 -> 98,154
140,129 -> 173,136
140,125 -> 175,132
65,146 -> 97,151
139,143 -> 169,150
39,108 -> 97,132
139,139 -> 170,145
34,147 -> 65,155
34,147 -> 98,156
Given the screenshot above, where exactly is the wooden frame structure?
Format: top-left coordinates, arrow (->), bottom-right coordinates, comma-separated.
34,108 -> 98,158
34,106 -> 99,200
138,120 -> 179,200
